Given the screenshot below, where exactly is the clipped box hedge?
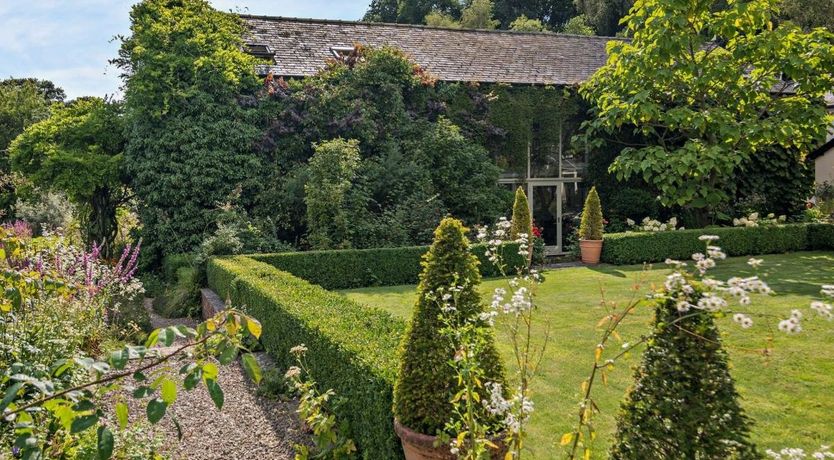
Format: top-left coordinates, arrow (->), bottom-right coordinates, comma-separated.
248,243 -> 524,290
601,223 -> 833,265
206,256 -> 406,459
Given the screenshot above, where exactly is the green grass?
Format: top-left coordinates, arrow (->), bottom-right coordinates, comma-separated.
341,251 -> 834,459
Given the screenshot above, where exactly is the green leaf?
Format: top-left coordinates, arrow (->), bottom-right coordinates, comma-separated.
0,382 -> 23,412
146,398 -> 167,424
217,341 -> 237,365
161,378 -> 177,405
109,349 -> 128,370
70,414 -> 99,434
202,362 -> 218,381
244,317 -> 262,339
145,329 -> 160,348
205,379 -> 224,410
184,369 -> 202,391
132,386 -> 153,399
97,426 -> 114,460
115,402 -> 129,429
241,353 -> 262,385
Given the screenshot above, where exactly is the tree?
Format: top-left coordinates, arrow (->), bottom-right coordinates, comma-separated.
390,0 -> 463,24
562,14 -> 595,34
510,186 -> 532,240
364,0 -> 400,22
9,98 -> 127,255
460,0 -> 500,29
780,0 -> 834,32
0,79 -> 62,218
425,10 -> 461,27
580,0 -> 834,224
509,14 -> 548,31
115,0 -> 263,263
610,294 -> 759,458
305,139 -> 361,249
573,0 -> 632,36
393,217 -> 504,434
494,0 -> 576,29
578,186 -> 603,240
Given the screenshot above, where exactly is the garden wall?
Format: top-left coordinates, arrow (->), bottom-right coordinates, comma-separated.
206,256 -> 405,459
248,243 -> 524,290
601,223 -> 834,265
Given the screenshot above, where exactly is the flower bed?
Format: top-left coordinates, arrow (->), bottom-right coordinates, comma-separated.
601,223 -> 834,265
206,256 -> 406,459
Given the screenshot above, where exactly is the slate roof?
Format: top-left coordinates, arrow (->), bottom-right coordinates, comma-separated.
240,15 -> 622,85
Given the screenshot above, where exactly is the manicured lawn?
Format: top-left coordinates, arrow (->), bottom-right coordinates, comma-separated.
342,251 -> 834,459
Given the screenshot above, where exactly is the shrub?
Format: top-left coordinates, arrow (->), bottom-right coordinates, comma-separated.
162,253 -> 194,284
156,266 -> 201,318
610,294 -> 758,459
249,243 -> 524,290
578,186 -> 603,240
393,218 -> 504,435
510,187 -> 532,241
305,138 -> 362,249
206,256 -> 405,459
600,224 -> 821,265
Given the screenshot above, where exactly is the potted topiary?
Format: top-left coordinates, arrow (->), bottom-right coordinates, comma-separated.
393,217 -> 505,460
510,186 -> 533,264
578,186 -> 604,264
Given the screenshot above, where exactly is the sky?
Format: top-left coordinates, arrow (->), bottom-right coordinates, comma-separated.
0,0 -> 368,100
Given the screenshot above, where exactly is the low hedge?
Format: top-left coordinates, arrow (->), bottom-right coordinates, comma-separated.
601,223 -> 833,265
206,256 -> 406,459
248,243 -> 524,290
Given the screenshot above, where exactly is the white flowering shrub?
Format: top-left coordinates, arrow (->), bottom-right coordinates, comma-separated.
733,212 -> 787,228
626,216 -> 683,232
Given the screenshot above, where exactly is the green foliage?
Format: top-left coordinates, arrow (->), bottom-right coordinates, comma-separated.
156,266 -> 201,318
425,10 -> 461,27
510,186 -> 533,240
460,0 -> 500,29
393,218 -> 504,435
578,186 -> 603,240
732,146 -> 813,218
780,0 -> 834,32
493,0 -> 576,29
573,0 -> 632,35
249,242 -> 525,290
600,223 -> 830,264
306,139 -> 362,249
508,15 -> 548,31
258,48 -> 507,248
206,256 -> 405,459
116,0 -> 263,263
562,14 -> 595,34
0,78 -> 61,218
610,294 -> 758,458
9,98 -> 125,254
580,0 -> 834,215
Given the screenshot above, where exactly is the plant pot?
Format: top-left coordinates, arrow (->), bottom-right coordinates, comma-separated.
394,420 -> 507,460
579,239 -> 603,264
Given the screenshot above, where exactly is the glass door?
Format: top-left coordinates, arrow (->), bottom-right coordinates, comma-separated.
530,185 -> 560,249
529,181 -> 586,254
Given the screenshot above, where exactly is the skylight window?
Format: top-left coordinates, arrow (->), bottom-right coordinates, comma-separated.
330,46 -> 355,59
245,43 -> 273,59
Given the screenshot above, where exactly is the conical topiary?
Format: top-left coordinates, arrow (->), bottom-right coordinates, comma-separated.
510,186 -> 533,241
578,186 -> 603,240
610,295 -> 759,459
393,217 -> 505,435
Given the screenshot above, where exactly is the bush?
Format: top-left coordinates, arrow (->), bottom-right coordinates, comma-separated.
305,138 -> 361,249
600,224 -> 825,265
156,266 -> 201,318
206,256 -> 406,459
249,243 -> 524,290
579,186 -> 603,240
510,187 -> 532,241
162,253 -> 194,284
610,295 -> 758,459
393,218 -> 504,435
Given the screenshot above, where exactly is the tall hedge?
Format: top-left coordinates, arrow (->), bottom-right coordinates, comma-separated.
393,218 -> 504,434
600,224 -> 822,265
248,242 -> 525,290
206,256 -> 406,459
116,0 -> 264,263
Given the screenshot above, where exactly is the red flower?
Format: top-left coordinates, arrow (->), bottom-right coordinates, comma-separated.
531,224 -> 543,238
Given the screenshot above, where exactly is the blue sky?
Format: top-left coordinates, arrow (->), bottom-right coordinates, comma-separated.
0,0 -> 368,100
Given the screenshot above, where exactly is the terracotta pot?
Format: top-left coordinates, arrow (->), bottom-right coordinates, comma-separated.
579,239 -> 603,264
394,420 -> 507,460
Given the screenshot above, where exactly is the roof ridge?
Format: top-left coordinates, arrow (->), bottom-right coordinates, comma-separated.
238,14 -> 625,41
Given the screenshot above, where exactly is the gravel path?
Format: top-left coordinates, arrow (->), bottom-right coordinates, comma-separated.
118,300 -> 306,459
